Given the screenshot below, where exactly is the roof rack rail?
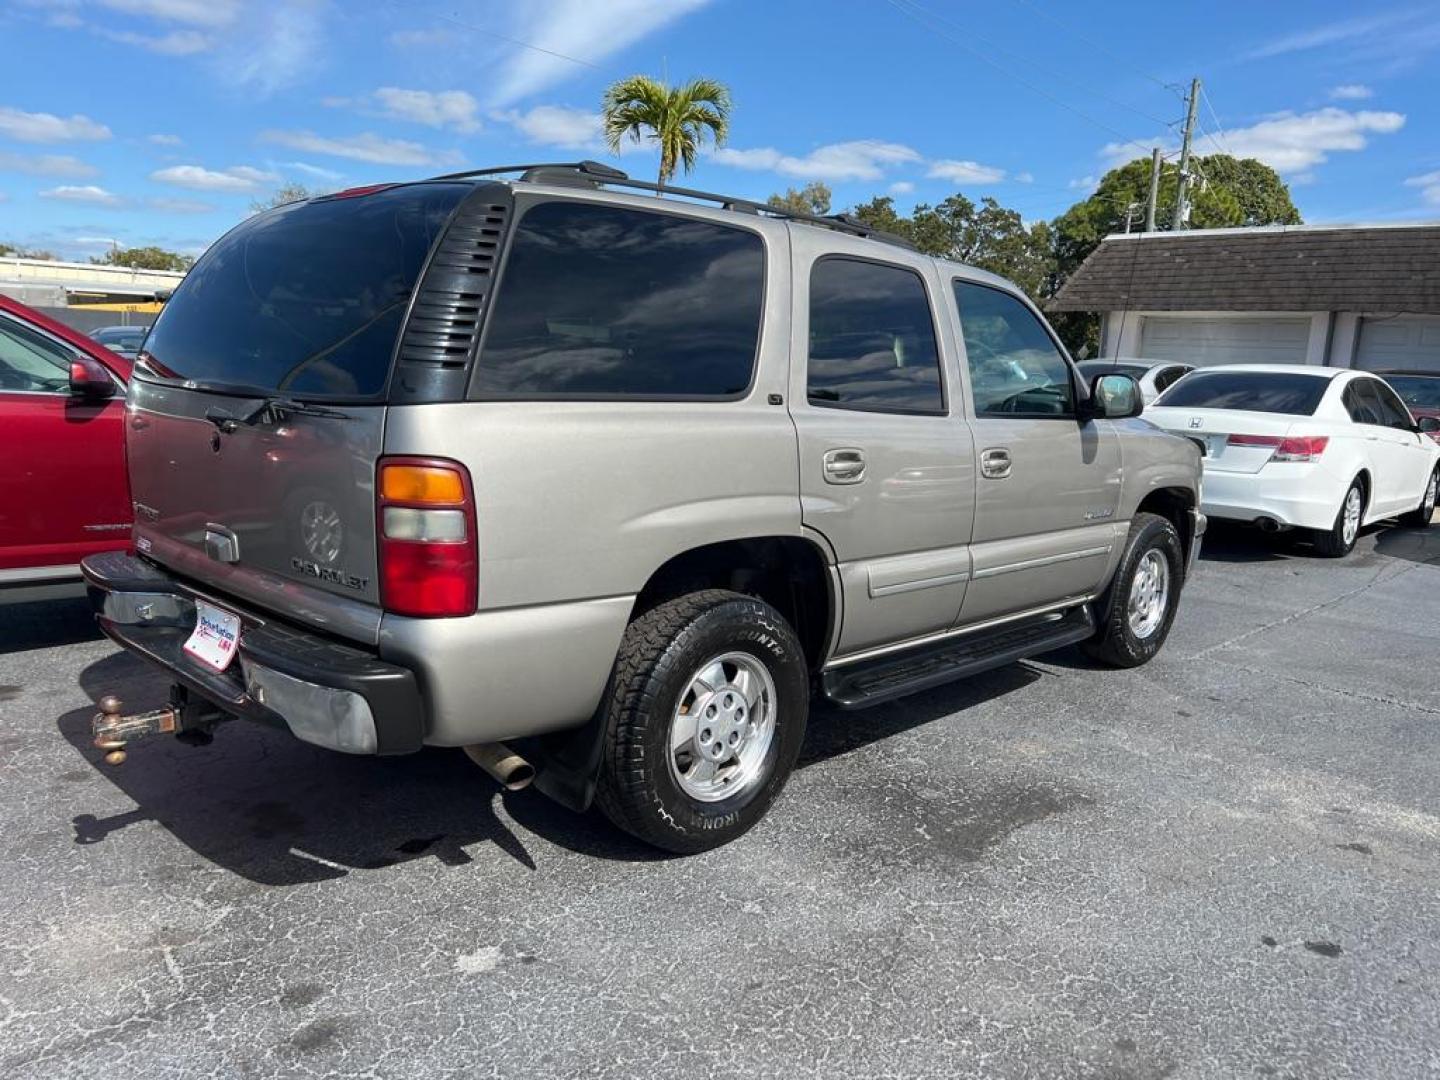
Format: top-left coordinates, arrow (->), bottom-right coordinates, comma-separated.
428,160 -> 917,250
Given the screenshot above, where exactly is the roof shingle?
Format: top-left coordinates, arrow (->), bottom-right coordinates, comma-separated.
1047,225 -> 1440,313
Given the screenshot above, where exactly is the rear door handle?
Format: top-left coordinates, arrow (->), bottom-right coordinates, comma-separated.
980,447 -> 1012,479
822,448 -> 866,484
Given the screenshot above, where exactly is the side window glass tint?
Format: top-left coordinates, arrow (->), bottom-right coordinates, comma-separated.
0,317 -> 73,393
953,281 -> 1074,417
806,258 -> 944,414
1374,381 -> 1415,428
477,201 -> 765,397
1351,380 -> 1386,426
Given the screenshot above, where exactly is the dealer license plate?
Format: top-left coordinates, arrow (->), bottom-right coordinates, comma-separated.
183,601 -> 242,672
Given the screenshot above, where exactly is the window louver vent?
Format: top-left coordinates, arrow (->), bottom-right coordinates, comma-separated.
397,202 -> 509,374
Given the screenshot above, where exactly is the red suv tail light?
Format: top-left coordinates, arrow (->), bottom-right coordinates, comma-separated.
1226,433 -> 1329,462
376,457 -> 477,617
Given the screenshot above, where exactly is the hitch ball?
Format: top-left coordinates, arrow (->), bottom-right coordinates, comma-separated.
91,695 -> 178,765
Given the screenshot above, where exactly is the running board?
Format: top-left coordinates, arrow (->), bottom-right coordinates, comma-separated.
821,605 -> 1095,709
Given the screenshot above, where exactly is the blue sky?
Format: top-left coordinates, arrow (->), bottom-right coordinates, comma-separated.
1,0 -> 1438,261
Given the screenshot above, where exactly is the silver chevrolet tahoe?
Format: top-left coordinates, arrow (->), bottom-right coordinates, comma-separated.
82,161 -> 1204,853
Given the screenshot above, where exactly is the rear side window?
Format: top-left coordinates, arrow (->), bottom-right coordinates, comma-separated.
1154,365 -> 1191,393
139,183 -> 469,399
1343,380 -> 1385,425
806,258 -> 944,414
1370,379 -> 1417,428
475,202 -> 765,397
1157,370 -> 1329,415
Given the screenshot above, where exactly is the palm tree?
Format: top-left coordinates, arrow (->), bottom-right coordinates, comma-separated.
601,75 -> 732,189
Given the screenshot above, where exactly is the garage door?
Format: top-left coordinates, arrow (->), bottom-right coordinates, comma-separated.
1353,316 -> 1440,374
1139,316 -> 1311,367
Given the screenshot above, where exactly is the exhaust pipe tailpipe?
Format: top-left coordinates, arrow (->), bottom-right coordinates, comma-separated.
464,742 -> 534,791
1255,516 -> 1281,533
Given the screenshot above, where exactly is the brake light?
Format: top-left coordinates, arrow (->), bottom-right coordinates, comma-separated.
377,457 -> 477,617
1226,433 -> 1329,462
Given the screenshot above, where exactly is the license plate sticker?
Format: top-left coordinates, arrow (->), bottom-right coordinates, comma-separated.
183,601 -> 242,672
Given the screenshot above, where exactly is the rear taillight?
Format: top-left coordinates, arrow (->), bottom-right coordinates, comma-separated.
377,457 -> 477,618
1226,433 -> 1329,462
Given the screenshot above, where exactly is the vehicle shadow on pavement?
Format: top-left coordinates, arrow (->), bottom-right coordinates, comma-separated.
57,651 -> 1045,881
0,597 -> 102,655
1197,521 -> 1296,563
1372,522 -> 1440,567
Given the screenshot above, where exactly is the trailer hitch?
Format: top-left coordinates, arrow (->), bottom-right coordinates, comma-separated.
91,688 -> 223,765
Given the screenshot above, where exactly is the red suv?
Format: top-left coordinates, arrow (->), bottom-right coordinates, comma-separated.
0,296 -> 133,602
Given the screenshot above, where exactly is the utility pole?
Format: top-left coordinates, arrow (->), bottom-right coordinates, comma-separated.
1172,77 -> 1201,230
1143,147 -> 1162,232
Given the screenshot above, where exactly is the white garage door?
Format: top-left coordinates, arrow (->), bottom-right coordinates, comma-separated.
1353,316 -> 1440,374
1139,316 -> 1311,367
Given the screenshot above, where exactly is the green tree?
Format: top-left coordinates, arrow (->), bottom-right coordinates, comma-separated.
0,242 -> 58,260
602,75 -> 731,187
767,182 -> 831,216
91,246 -> 193,271
1049,153 -> 1301,354
250,183 -> 316,213
851,193 -> 1056,299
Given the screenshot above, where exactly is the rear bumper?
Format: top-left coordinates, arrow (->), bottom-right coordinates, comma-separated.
81,551 -> 424,755
1199,463 -> 1343,532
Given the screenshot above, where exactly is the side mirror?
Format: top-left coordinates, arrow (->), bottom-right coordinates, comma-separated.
1418,416 -> 1440,434
1088,373 -> 1143,419
68,357 -> 117,401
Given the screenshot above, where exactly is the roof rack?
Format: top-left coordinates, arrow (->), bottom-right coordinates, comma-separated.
428,160 -> 917,250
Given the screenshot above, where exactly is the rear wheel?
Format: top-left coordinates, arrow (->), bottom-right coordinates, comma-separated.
1312,479 -> 1365,558
594,590 -> 809,854
1084,512 -> 1184,668
1400,467 -> 1438,528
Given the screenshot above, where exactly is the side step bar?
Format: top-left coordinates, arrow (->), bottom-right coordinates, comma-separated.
821,605 -> 1095,709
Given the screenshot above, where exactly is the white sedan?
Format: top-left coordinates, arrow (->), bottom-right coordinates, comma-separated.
1147,365 -> 1440,557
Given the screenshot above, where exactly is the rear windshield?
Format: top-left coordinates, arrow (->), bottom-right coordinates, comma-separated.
1385,375 -> 1440,409
1076,361 -> 1149,380
139,183 -> 467,399
1155,370 -> 1329,415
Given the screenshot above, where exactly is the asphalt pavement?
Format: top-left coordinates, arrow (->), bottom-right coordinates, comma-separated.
2,520 -> 1438,1079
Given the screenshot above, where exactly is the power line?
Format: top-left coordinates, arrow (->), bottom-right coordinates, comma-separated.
884,0 -> 1180,151
394,3 -> 601,70
1198,85 -> 1236,157
1005,0 -> 1186,98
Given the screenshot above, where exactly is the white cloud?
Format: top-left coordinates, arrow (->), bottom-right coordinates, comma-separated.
367,88 -> 481,133
0,106 -> 111,143
491,0 -> 712,106
147,133 -> 182,146
149,196 -> 216,213
98,27 -> 211,54
95,0 -> 240,26
41,184 -> 123,206
1015,171 -> 1035,184
279,160 -> 345,181
927,159 -> 1006,184
1100,107 -> 1405,173
712,140 -> 921,182
259,130 -> 458,168
0,151 -> 98,178
889,181 -> 915,195
1243,12 -> 1416,60
1330,84 -> 1374,100
1404,170 -> 1440,205
218,2 -> 327,97
498,105 -> 603,150
150,164 -> 278,192
1069,175 -> 1097,190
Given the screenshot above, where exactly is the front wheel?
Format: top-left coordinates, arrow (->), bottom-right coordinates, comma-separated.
1084,512 -> 1184,668
594,590 -> 809,854
1400,467 -> 1438,528
1312,478 -> 1365,558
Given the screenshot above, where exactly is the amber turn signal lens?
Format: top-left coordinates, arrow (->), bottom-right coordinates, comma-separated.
379,464 -> 465,505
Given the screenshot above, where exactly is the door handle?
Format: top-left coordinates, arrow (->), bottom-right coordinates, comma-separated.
822,448 -> 866,484
980,447 -> 1012,479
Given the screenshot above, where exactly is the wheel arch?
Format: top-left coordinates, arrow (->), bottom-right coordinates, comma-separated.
1134,485 -> 1199,569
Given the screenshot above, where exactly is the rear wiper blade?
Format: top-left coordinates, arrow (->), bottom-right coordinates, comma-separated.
206,396 -> 352,432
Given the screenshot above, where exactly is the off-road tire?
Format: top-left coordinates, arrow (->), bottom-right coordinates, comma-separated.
1312,478 -> 1366,558
594,590 -> 809,854
1400,467 -> 1438,529
1083,512 -> 1184,668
